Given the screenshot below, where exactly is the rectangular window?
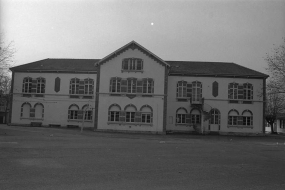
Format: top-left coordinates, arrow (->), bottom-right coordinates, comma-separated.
84,111 -> 92,121
191,115 -> 200,124
228,116 -> 238,125
141,113 -> 151,123
126,112 -> 135,122
110,111 -> 120,122
69,110 -> 78,120
177,114 -> 186,124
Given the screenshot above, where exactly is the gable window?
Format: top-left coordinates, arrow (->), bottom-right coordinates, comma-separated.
110,77 -> 121,93
68,104 -> 79,120
243,83 -> 253,100
210,109 -> 220,124
84,79 -> 94,95
36,78 -> 45,93
22,77 -> 32,93
177,81 -> 187,98
108,104 -> 121,122
242,110 -> 253,126
228,109 -> 239,125
70,78 -> 80,94
176,108 -> 188,124
192,81 -> 202,102
191,109 -> 200,124
122,58 -> 143,71
143,78 -> 154,94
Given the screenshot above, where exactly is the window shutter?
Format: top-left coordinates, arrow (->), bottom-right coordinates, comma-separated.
187,83 -> 192,98
79,80 -> 84,94
109,79 -> 112,92
251,116 -> 253,126
108,111 -> 111,121
135,112 -> 141,122
132,78 -> 137,93
228,83 -> 232,99
186,114 -> 191,124
31,79 -> 37,93
119,111 -> 126,122
150,112 -> 153,123
30,108 -> 35,117
68,110 -> 71,119
238,116 -> 243,125
78,110 -> 83,120
151,79 -> 154,93
121,79 -> 127,93
137,80 -> 143,93
251,85 -> 253,100
238,84 -> 244,99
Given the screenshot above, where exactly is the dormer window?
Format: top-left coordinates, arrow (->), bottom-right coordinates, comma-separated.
122,58 -> 143,72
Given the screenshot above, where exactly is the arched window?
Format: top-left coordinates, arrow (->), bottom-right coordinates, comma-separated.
82,104 -> 92,121
176,108 -> 188,124
36,78 -> 45,93
68,104 -> 79,120
191,109 -> 200,124
228,109 -> 239,125
108,104 -> 121,122
243,83 -> 253,100
34,103 -> 44,119
21,102 -> 31,118
177,81 -> 187,98
242,110 -> 253,126
210,109 -> 220,124
140,105 -> 153,123
110,77 -> 121,93
22,77 -> 32,93
84,78 -> 94,95
69,78 -> 80,94
142,78 -> 154,94
192,81 -> 202,102
124,104 -> 137,123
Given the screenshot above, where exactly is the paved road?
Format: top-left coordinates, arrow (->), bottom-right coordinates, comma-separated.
1,124 -> 285,190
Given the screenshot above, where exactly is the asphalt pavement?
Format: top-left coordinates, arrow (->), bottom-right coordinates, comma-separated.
1,124 -> 285,190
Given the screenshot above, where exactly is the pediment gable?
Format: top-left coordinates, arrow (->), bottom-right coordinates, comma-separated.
96,41 -> 170,67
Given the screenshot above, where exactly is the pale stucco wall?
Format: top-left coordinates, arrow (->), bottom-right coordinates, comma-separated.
11,72 -> 96,127
167,76 -> 264,134
97,48 -> 166,133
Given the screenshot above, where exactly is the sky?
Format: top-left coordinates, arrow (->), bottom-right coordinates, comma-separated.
1,0 -> 285,74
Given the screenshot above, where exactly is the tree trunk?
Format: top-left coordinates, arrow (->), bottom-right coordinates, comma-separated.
270,123 -> 277,134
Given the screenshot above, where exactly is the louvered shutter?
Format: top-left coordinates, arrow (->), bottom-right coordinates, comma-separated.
78,110 -> 83,120
137,80 -> 143,93
68,110 -> 71,119
238,84 -> 244,99
238,116 -> 243,125
121,79 -> 127,93
30,108 -> 35,117
187,83 -> 192,98
119,111 -> 126,122
31,79 -> 37,93
250,85 -> 253,100
150,112 -> 153,123
108,111 -> 111,121
186,114 -> 191,124
135,112 -> 141,122
79,80 -> 84,94
228,83 -> 232,99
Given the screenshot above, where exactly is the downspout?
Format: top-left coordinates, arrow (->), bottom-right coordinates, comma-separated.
9,71 -> 15,125
94,64 -> 101,130
262,77 -> 266,134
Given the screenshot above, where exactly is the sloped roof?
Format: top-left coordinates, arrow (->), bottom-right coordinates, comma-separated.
10,58 -> 99,72
167,61 -> 268,78
96,41 -> 170,67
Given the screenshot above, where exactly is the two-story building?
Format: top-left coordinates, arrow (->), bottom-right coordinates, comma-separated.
9,41 -> 268,135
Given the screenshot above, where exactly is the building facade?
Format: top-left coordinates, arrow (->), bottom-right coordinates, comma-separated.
9,41 -> 268,135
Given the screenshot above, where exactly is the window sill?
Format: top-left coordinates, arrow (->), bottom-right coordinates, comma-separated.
175,123 -> 193,127
107,121 -> 153,126
109,93 -> 154,97
228,100 -> 253,104
20,117 -> 43,120
69,95 -> 94,99
227,125 -> 253,129
68,119 -> 93,122
121,70 -> 143,73
176,98 -> 189,102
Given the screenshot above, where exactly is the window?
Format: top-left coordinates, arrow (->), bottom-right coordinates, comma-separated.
84,78 -> 94,95
228,83 -> 238,99
110,78 -> 121,93
140,105 -> 153,124
280,119 -> 285,129
36,78 -> 45,93
122,58 -> 143,71
127,78 -> 137,93
192,81 -> 202,102
177,81 -> 187,98
21,102 -> 31,118
125,105 -> 137,123
212,81 -> 218,97
176,108 -> 188,124
243,83 -> 253,100
228,109 -> 239,125
108,104 -> 121,122
82,104 -> 92,121
210,109 -> 220,124
191,109 -> 200,124
142,78 -> 154,94
0,100 -> 6,112
70,78 -> 80,94
68,104 -> 79,120
22,77 -> 32,93
34,103 -> 44,119
242,110 -> 253,126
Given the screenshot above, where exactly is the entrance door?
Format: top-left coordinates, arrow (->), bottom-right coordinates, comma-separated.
209,109 -> 220,132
